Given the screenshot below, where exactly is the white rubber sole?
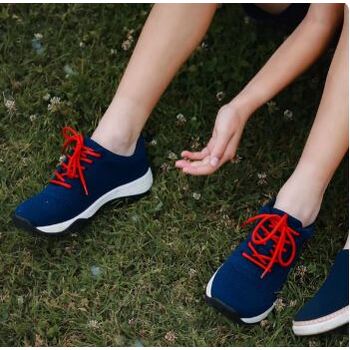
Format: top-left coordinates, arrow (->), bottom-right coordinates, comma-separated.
292,305 -> 349,336
36,167 -> 153,234
205,266 -> 275,324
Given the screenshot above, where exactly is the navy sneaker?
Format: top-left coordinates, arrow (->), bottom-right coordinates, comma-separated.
205,201 -> 314,324
292,249 -> 349,336
13,127 -> 153,236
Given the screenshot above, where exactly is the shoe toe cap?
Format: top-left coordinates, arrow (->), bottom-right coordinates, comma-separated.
14,192 -> 72,227
209,262 -> 275,319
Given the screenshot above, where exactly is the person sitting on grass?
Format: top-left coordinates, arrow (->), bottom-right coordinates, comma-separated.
202,6 -> 349,333
13,3 -> 348,334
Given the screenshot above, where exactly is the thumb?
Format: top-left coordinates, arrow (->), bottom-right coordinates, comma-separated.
209,133 -> 231,167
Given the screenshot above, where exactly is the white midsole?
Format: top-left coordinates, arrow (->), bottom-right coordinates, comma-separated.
206,267 -> 220,298
36,168 -> 153,233
240,304 -> 275,324
292,305 -> 349,336
206,265 -> 275,324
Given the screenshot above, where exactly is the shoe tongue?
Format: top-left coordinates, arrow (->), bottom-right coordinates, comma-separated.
84,137 -> 138,158
250,203 -> 304,259
84,137 -> 106,153
259,204 -> 303,231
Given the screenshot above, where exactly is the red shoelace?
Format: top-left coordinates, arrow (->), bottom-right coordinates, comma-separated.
241,213 -> 300,278
50,127 -> 101,195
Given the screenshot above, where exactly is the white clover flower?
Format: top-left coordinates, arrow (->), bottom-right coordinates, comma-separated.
189,268 -> 197,278
131,214 -> 139,223
260,319 -> 269,328
12,14 -> 22,22
43,93 -> 51,101
309,340 -> 319,347
216,91 -> 225,102
47,96 -> 61,112
127,29 -> 135,39
4,98 -> 16,114
34,33 -> 43,40
283,109 -> 293,120
167,151 -> 177,160
17,295 -> 24,305
275,297 -> 285,312
192,192 -> 201,200
29,114 -> 37,122
182,184 -> 189,191
79,41 -> 85,48
110,48 -> 117,55
90,265 -> 102,278
64,64 -> 76,78
164,331 -> 176,343
121,39 -> 132,51
87,320 -> 100,329
149,139 -> 157,146
257,172 -> 267,185
59,154 -> 66,163
289,300 -> 297,307
231,154 -> 242,164
35,334 -> 44,347
200,41 -> 209,50
296,265 -> 307,279
176,113 -> 186,125
160,162 -> 171,173
190,136 -> 201,150
267,100 -> 279,114
121,30 -> 134,51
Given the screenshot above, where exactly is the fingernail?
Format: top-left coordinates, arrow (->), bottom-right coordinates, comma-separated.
210,157 -> 219,167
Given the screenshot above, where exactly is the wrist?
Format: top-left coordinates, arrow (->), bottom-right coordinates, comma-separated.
228,91 -> 261,123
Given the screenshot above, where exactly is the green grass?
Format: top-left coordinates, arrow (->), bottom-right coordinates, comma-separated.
0,4 -> 348,346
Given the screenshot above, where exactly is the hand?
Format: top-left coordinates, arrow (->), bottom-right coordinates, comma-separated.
175,103 -> 248,175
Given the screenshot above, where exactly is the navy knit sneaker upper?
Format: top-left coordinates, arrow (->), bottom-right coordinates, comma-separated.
206,201 -> 315,322
294,249 -> 349,322
14,127 -> 152,234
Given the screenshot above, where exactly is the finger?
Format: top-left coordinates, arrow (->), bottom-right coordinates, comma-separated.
219,129 -> 243,163
184,128 -> 244,176
206,137 -> 216,152
226,126 -> 243,157
182,157 -> 215,176
181,147 -> 209,160
176,155 -> 211,168
182,164 -> 215,176
185,138 -> 236,175
208,133 -> 231,167
175,159 -> 192,168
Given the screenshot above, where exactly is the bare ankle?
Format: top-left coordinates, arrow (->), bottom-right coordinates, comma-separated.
274,174 -> 325,227
91,95 -> 148,156
91,124 -> 138,156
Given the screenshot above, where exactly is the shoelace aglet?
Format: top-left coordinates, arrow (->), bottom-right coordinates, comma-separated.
82,182 -> 89,196
260,270 -> 269,279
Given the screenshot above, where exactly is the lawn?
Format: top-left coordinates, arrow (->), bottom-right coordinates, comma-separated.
0,3 -> 348,347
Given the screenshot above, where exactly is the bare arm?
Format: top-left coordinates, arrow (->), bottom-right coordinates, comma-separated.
234,3 -> 344,116
177,4 -> 344,175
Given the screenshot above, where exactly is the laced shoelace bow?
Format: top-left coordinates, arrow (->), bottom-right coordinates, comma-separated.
241,213 -> 300,278
50,127 -> 101,195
